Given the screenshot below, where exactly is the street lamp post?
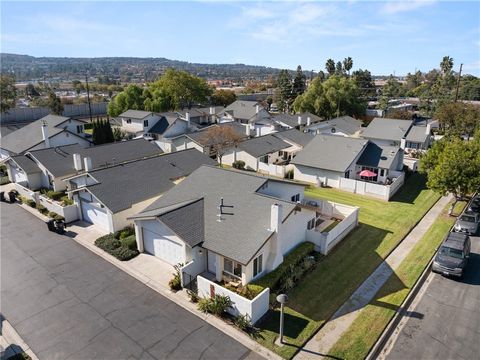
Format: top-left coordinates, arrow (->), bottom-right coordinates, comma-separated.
276,294 -> 288,344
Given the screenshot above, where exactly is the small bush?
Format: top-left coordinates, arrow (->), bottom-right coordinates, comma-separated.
95,233 -> 139,261
232,160 -> 246,170
119,225 -> 135,239
197,295 -> 233,317
61,196 -> 74,206
18,196 -> 27,204
48,211 -> 58,218
0,176 -> 10,185
40,188 -> 65,201
111,245 -> 139,261
36,204 -> 48,214
53,215 -> 65,222
169,273 -> 182,291
95,234 -> 122,251
26,199 -> 36,208
197,297 -> 211,313
234,314 -> 252,331
120,234 -> 138,250
186,289 -> 199,303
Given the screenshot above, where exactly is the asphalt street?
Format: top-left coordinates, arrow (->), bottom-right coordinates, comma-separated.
0,203 -> 263,360
387,233 -> 480,360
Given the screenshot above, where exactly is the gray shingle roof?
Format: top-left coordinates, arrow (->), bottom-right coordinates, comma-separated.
273,112 -> 322,128
356,143 -> 400,169
238,134 -> 290,158
135,166 -> 298,264
28,139 -> 162,178
10,155 -> 41,174
275,129 -> 314,147
362,118 -> 413,142
405,125 -> 429,143
309,116 -> 363,136
0,114 -> 84,154
84,149 -> 217,213
118,110 -> 153,119
220,100 -> 267,122
291,135 -> 368,172
148,115 -> 179,135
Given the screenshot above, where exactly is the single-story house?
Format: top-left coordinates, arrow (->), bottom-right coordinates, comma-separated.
291,134 -> 404,188
129,165 -> 358,285
169,122 -> 249,157
273,112 -> 322,130
66,149 -> 217,233
7,139 -> 163,192
116,110 -> 163,137
0,114 -> 91,160
304,116 -> 363,137
361,117 -> 431,150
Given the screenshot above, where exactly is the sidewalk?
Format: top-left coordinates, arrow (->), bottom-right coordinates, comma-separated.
14,205 -> 281,360
295,195 -> 452,359
1,315 -> 38,360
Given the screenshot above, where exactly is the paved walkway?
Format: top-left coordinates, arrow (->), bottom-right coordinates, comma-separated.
295,195 -> 452,359
1,316 -> 38,360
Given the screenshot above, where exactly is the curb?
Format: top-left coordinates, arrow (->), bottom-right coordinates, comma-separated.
13,202 -> 282,360
1,315 -> 39,360
292,195 -> 444,359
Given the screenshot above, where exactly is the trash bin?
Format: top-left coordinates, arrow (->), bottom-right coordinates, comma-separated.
0,192 -> 4,202
47,219 -> 56,232
8,192 -> 16,203
55,220 -> 66,234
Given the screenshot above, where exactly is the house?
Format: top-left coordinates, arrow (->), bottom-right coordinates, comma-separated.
0,114 -> 91,160
361,117 -> 431,150
176,106 -> 223,125
116,110 -> 163,137
217,100 -> 275,136
66,149 -> 217,233
273,112 -> 322,130
144,112 -> 192,151
303,116 -> 363,137
129,165 -> 359,285
6,139 -> 163,192
291,135 -> 404,199
169,122 -> 249,157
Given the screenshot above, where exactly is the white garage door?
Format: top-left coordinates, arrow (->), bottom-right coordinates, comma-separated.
81,200 -> 110,232
12,167 -> 27,185
142,228 -> 183,265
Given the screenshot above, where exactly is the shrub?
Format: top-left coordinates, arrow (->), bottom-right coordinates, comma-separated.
36,204 -> 48,214
60,196 -> 74,206
111,246 -> 139,261
18,196 -> 27,204
95,234 -> 122,252
252,242 -> 315,291
234,314 -> 252,331
197,295 -> 233,316
232,160 -> 246,170
26,199 -> 36,208
169,273 -> 182,291
53,215 -> 65,222
40,188 -> 65,201
197,297 -> 211,313
120,234 -> 137,250
233,284 -> 263,300
0,176 -> 10,185
48,211 -> 58,218
186,289 -> 199,303
119,225 -> 135,239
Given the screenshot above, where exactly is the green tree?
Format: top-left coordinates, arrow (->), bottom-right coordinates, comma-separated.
92,119 -> 114,145
292,65 -> 307,97
420,137 -> 480,212
435,102 -> 480,137
275,69 -> 293,112
211,89 -> 236,106
293,75 -> 365,119
0,74 -> 17,112
335,61 -> 344,76
317,70 -> 326,82
458,75 -> 480,100
440,56 -> 454,76
378,75 -> 405,111
325,59 -> 335,76
25,83 -> 40,97
47,91 -> 64,115
342,57 -> 353,76
107,84 -> 145,117
352,69 -> 376,99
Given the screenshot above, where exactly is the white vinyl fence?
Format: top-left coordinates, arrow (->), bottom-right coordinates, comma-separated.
197,275 -> 270,324
339,173 -> 405,201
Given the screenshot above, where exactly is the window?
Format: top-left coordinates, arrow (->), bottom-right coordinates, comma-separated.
259,155 -> 269,164
344,170 -> 350,179
253,254 -> 263,277
291,193 -> 300,202
380,169 -> 385,177
224,258 -> 242,278
307,218 -> 315,230
126,119 -> 132,124
76,125 -> 83,134
144,119 -> 149,127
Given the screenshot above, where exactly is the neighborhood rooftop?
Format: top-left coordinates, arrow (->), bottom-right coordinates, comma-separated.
361,117 -> 413,142
10,154 -> 41,174
28,139 -> 162,178
356,143 -> 401,169
405,124 -> 430,143
220,100 -> 262,121
133,166 -> 299,264
80,149 -> 217,213
185,122 -> 247,146
118,109 -> 154,119
291,135 -> 368,172
275,129 -> 314,147
237,133 -> 291,158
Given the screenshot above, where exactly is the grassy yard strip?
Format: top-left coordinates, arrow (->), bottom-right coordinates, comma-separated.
451,200 -> 468,217
327,202 -> 455,359
254,174 -> 440,359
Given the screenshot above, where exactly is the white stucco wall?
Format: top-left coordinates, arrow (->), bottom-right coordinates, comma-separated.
293,164 -> 344,188
256,180 -> 305,203
112,195 -> 162,232
222,148 -> 258,170
163,120 -> 188,138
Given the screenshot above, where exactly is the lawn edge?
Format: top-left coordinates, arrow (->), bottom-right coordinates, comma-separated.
288,194 -> 442,359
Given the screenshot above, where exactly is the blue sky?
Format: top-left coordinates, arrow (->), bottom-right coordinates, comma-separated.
1,1 -> 479,75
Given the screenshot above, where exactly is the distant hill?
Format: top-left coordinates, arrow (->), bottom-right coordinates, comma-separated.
0,53 -> 312,83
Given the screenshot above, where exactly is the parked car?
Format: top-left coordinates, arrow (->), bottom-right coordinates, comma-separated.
432,232 -> 471,278
467,198 -> 480,214
453,211 -> 479,234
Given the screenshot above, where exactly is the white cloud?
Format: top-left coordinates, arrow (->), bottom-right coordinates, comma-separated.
381,0 -> 436,15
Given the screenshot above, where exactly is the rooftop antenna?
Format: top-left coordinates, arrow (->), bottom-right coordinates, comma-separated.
217,197 -> 234,222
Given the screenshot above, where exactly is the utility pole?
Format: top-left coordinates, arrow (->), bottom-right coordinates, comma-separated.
85,72 -> 93,123
454,63 -> 463,102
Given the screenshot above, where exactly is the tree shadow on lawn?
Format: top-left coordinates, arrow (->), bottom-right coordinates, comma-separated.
389,173 -> 428,205
286,222 -> 410,323
257,310 -> 310,339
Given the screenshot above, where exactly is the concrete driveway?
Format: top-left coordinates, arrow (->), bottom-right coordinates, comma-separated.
386,234 -> 480,359
0,203 -> 262,360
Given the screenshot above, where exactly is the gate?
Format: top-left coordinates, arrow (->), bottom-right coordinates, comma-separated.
182,271 -> 197,291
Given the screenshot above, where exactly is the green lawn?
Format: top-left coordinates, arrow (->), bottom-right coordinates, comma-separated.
328,202 -> 455,359
254,173 -> 441,359
451,200 -> 468,217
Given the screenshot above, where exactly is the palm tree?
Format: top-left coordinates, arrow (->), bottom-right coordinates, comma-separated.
343,57 -> 353,76
325,59 -> 335,76
440,56 -> 454,76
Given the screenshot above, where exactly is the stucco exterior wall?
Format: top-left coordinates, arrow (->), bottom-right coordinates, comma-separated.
293,164 -> 344,188
112,195 -> 162,232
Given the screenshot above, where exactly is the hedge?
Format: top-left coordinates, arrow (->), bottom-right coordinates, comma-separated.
252,242 -> 315,291
95,232 -> 139,261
